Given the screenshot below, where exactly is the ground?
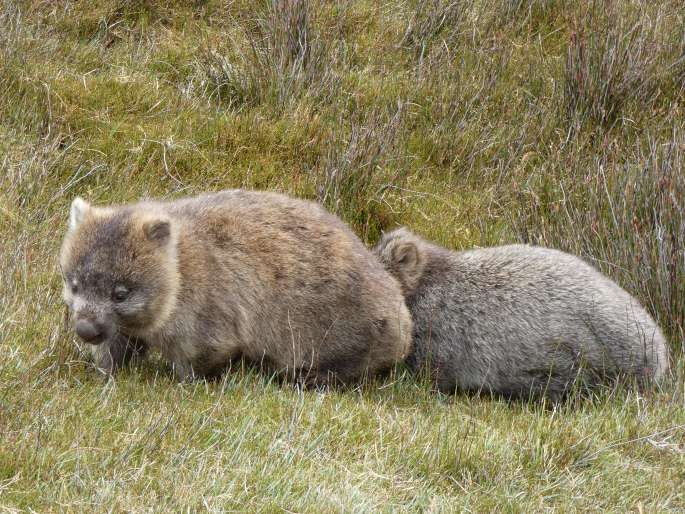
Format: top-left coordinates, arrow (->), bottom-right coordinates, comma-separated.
1,0 -> 684,511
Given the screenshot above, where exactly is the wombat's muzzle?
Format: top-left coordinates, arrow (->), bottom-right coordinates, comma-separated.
75,318 -> 106,345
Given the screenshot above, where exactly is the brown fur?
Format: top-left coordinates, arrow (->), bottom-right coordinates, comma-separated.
60,190 -> 412,384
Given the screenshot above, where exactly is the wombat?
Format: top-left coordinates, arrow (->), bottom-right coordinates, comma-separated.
59,190 -> 412,385
374,228 -> 670,400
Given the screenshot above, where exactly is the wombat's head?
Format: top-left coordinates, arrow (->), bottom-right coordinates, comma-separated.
373,227 -> 426,297
59,198 -> 180,345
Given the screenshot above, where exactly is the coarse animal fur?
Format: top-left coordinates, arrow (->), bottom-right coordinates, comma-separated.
59,190 -> 412,385
373,228 -> 670,400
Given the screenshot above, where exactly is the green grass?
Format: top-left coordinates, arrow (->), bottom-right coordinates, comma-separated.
1,0 -> 684,510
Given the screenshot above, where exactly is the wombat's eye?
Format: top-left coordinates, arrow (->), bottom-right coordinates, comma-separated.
112,285 -> 130,303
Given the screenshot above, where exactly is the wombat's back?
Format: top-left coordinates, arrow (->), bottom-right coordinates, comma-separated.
403,241 -> 669,398
160,190 -> 413,384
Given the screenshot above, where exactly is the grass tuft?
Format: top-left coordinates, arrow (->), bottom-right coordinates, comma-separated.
564,1 -> 682,128
316,103 -> 410,241
189,0 -> 343,111
399,0 -> 467,60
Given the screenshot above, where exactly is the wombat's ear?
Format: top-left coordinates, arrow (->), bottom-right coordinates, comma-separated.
143,219 -> 171,244
69,197 -> 91,231
393,241 -> 419,271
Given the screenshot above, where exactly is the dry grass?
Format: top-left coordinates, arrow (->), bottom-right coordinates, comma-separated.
1,0 -> 684,511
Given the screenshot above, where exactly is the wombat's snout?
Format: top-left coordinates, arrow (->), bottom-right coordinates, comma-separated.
75,319 -> 105,344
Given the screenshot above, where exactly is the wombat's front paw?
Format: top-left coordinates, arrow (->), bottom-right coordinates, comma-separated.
93,347 -> 117,376
88,335 -> 147,376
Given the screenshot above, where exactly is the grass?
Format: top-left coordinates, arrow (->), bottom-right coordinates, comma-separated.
1,0 -> 684,510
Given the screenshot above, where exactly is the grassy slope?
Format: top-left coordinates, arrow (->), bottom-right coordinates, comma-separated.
1,0 -> 684,511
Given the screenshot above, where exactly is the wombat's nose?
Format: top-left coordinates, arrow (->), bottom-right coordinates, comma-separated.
75,319 -> 103,344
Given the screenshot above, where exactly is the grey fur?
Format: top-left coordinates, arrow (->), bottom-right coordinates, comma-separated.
60,190 -> 412,385
373,228 -> 670,400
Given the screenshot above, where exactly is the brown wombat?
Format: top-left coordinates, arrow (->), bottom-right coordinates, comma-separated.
60,190 -> 412,385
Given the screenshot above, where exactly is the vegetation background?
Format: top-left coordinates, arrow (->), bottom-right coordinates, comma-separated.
1,0 -> 684,510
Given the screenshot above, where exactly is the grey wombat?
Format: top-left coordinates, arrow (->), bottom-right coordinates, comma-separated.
374,228 -> 670,399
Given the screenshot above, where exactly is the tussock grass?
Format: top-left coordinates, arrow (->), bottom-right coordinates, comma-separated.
316,102 -> 410,240
1,0 -> 684,511
564,1 -> 683,128
398,0 -> 468,60
187,0 -> 345,111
